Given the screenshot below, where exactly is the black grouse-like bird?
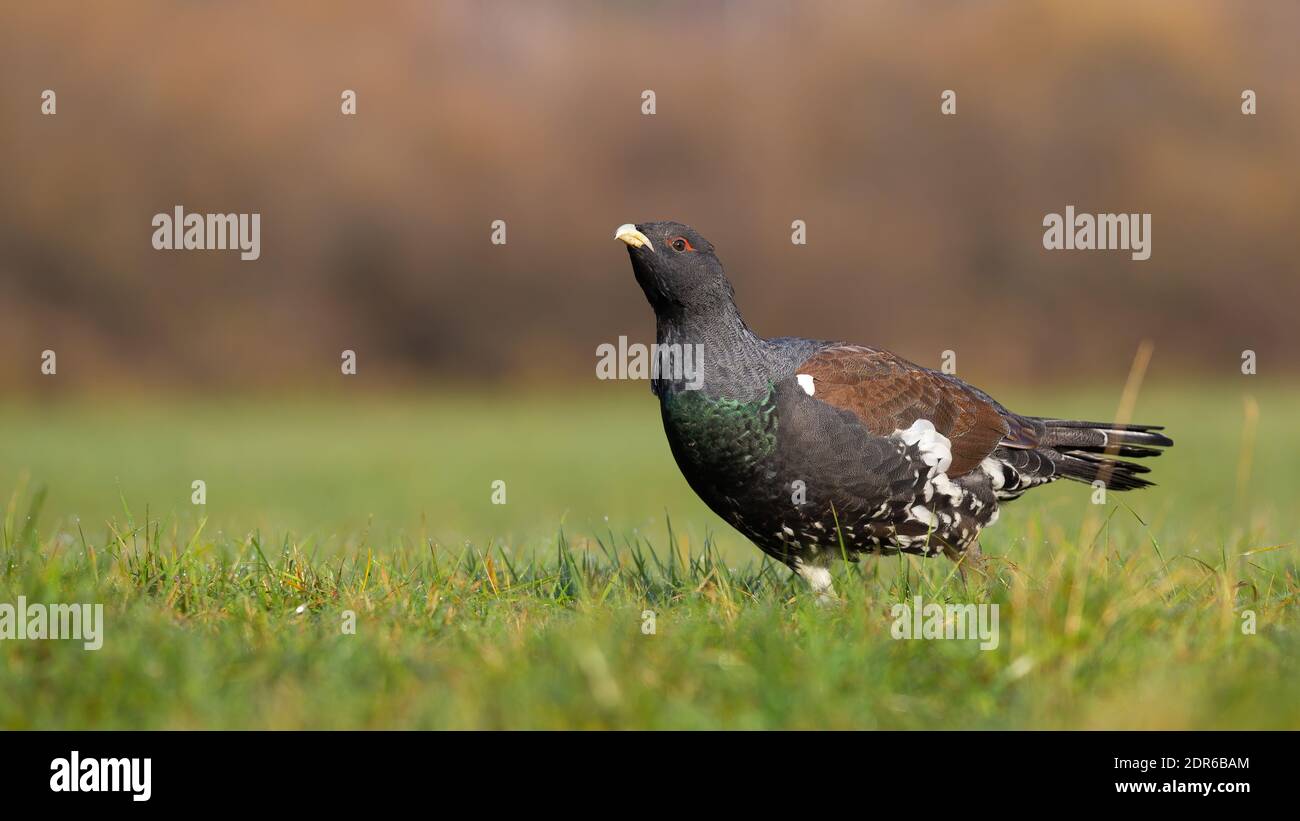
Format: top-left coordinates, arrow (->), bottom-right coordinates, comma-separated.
615,220 -> 1172,597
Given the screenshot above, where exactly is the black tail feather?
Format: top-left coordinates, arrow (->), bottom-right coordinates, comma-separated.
1035,418 -> 1172,491
1053,450 -> 1158,490
1038,419 -> 1174,451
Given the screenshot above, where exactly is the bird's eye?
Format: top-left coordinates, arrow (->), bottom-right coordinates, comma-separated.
671,237 -> 693,252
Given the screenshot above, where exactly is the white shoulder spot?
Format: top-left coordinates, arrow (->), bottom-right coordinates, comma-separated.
895,418 -> 954,475
796,373 -> 815,396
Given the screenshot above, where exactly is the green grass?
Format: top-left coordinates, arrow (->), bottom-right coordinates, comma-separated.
1,384 -> 1297,729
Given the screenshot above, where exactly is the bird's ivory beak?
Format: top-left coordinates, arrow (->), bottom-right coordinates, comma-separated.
615,223 -> 654,252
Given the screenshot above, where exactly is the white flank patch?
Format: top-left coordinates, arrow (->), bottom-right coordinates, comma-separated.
931,473 -> 963,503
909,505 -> 939,528
895,419 -> 953,475
796,373 -> 815,395
980,457 -> 1006,490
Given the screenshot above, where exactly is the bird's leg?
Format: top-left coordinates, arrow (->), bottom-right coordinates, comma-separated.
794,559 -> 839,605
943,540 -> 987,585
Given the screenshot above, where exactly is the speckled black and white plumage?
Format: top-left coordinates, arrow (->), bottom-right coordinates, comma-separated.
616,221 -> 1172,596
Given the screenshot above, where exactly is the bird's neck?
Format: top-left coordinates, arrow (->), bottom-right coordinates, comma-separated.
653,306 -> 777,401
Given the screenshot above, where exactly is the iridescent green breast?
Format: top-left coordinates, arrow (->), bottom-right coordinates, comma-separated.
660,388 -> 779,484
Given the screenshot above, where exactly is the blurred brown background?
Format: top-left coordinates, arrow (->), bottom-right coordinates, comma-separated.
2,0 -> 1297,393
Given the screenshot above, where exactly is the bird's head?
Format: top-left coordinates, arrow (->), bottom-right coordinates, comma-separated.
615,221 -> 735,318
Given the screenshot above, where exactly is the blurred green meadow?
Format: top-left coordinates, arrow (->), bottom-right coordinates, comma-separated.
1,384 -> 1297,729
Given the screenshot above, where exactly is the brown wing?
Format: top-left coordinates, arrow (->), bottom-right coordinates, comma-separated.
795,345 -> 1013,476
